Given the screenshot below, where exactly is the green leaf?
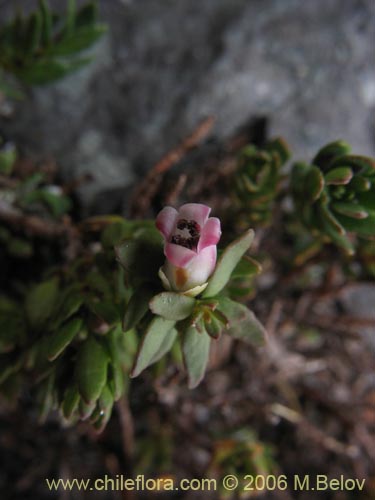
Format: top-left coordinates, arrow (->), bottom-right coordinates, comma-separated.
47,25 -> 106,56
336,213 -> 375,238
116,238 -> 164,286
106,326 -> 125,401
150,292 -> 195,320
123,286 -> 153,332
131,317 -> 176,378
317,203 -> 354,254
203,229 -> 255,298
266,137 -> 291,164
47,317 -> 83,361
38,369 -> 56,422
101,220 -> 132,249
76,336 -> 109,403
15,57 -> 91,85
331,155 -> 375,174
25,277 -> 59,329
50,288 -> 83,329
358,191 -> 375,211
79,397 -> 96,420
149,327 -> 178,365
25,11 -> 42,53
182,325 -> 211,389
230,255 -> 262,279
312,140 -> 351,169
306,166 -> 325,201
86,299 -> 120,324
331,201 -> 368,219
65,0 -> 77,36
39,0 -> 53,46
217,297 -> 265,346
94,384 -> 114,432
325,167 -> 353,185
62,384 -> 80,420
205,314 -> 223,339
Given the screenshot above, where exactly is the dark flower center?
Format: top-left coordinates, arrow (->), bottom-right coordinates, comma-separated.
171,218 -> 201,251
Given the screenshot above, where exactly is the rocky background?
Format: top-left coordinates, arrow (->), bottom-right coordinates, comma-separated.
0,0 -> 374,210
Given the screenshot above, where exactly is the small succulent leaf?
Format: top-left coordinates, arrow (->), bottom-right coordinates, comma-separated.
293,239 -> 323,266
336,213 -> 375,238
203,229 -> 255,298
50,288 -> 83,330
76,336 -> 109,403
101,220 -> 132,249
25,11 -> 42,53
47,25 -> 106,56
358,191 -> 375,212
317,204 -> 354,254
230,255 -> 262,279
217,297 -> 266,346
25,277 -> 59,329
149,292 -> 195,320
266,137 -> 291,164
182,324 -> 211,389
123,286 -> 154,332
14,58 -> 90,85
62,384 -> 80,420
291,162 -> 310,195
350,176 -> 371,193
131,318 -> 176,378
94,384 -> 114,432
306,166 -> 325,201
79,397 -> 96,420
205,315 -> 223,339
39,0 -> 53,46
38,370 -> 56,422
86,299 -> 120,324
312,140 -> 351,169
324,167 -> 353,185
105,325 -> 125,401
331,201 -> 368,219
65,0 -> 76,35
47,318 -> 83,361
331,155 -> 375,174
150,327 -> 178,364
115,239 -> 164,285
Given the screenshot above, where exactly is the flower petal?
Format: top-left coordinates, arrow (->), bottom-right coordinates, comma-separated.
165,242 -> 196,267
198,217 -> 222,252
178,203 -> 211,227
158,267 -> 172,291
155,206 -> 178,240
186,245 -> 217,281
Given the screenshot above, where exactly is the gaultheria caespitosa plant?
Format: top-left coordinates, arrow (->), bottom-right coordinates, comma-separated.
234,138 -> 291,226
291,141 -> 375,259
117,203 -> 265,389
0,206 -> 264,430
0,0 -> 106,91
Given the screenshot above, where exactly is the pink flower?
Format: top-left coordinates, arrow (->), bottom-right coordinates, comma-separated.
156,203 -> 222,296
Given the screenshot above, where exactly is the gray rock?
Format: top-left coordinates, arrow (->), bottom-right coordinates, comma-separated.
0,0 -> 374,210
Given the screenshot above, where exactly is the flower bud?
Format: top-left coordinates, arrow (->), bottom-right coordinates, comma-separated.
156,203 -> 221,296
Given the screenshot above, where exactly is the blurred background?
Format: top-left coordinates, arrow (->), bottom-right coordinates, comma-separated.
1,0 -> 374,211
0,1 -> 374,499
